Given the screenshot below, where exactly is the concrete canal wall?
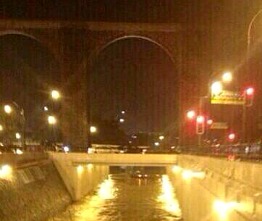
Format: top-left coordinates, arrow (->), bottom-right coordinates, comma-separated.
0,153 -> 109,221
167,155 -> 262,221
48,152 -> 109,201
0,157 -> 71,221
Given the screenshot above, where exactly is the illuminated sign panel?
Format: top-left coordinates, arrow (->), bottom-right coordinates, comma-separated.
210,122 -> 228,129
211,90 -> 244,105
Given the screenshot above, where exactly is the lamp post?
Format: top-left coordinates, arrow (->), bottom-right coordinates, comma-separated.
48,115 -> 57,144
49,89 -> 61,143
242,87 -> 255,143
4,103 -> 25,149
203,71 -> 232,144
247,9 -> 262,54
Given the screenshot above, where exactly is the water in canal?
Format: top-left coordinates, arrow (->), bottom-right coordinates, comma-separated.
49,167 -> 182,221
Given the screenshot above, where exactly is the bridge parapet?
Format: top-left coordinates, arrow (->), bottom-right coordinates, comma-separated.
48,152 -> 178,166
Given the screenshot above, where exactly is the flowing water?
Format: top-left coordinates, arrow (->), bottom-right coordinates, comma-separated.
49,168 -> 182,221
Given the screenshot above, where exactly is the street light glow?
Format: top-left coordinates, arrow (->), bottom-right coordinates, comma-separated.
207,119 -> 213,125
154,142 -> 160,146
4,105 -> 12,114
211,81 -> 223,96
159,135 -> 165,140
90,126 -> 97,133
222,71 -> 233,83
0,125 -> 3,131
186,110 -> 196,120
48,115 -> 57,125
51,90 -> 60,100
15,132 -> 21,139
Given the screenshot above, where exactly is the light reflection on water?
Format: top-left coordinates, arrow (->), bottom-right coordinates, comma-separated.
49,174 -> 182,221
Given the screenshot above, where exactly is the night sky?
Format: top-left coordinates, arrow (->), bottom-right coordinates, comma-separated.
91,37 -> 178,134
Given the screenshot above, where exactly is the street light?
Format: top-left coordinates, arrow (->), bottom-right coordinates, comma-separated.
186,110 -> 196,120
4,105 -> 12,114
51,90 -> 61,100
159,135 -> 165,140
90,126 -> 97,133
211,81 -> 223,96
15,132 -> 21,140
48,115 -> 57,144
222,71 -> 233,83
3,103 -> 25,148
48,115 -> 57,125
242,87 -> 255,142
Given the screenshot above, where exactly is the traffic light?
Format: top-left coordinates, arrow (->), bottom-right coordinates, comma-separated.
228,133 -> 236,142
207,119 -> 213,126
244,87 -> 254,107
196,115 -> 205,134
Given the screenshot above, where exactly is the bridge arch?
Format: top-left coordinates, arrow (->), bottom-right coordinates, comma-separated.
92,35 -> 177,66
87,34 -> 180,144
0,31 -> 62,143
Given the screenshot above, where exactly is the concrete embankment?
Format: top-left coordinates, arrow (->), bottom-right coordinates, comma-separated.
48,152 -> 109,201
0,152 -> 110,221
167,154 -> 262,221
0,154 -> 72,221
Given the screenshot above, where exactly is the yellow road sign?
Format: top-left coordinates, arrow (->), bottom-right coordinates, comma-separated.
211,90 -> 244,105
210,122 -> 228,129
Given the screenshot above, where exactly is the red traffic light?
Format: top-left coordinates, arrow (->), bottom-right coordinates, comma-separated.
207,119 -> 213,125
196,115 -> 205,134
196,115 -> 205,123
245,87 -> 254,96
244,87 -> 254,106
228,133 -> 235,141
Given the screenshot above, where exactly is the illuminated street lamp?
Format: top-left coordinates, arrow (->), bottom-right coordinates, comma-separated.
0,125 -> 3,131
222,71 -> 233,83
90,126 -> 97,133
15,132 -> 21,140
4,105 -> 12,114
242,87 -> 255,142
186,110 -> 196,120
159,135 -> 165,140
48,115 -> 57,125
154,142 -> 160,147
48,115 -> 57,144
51,90 -> 60,100
211,81 -> 223,96
3,103 -> 25,148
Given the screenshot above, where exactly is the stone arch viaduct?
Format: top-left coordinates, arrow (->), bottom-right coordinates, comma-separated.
0,20 -> 198,147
